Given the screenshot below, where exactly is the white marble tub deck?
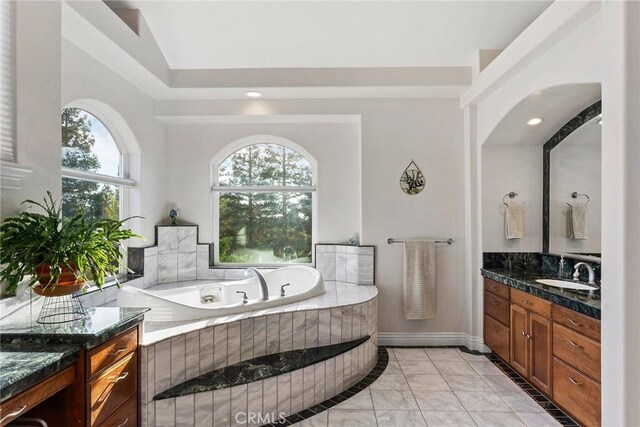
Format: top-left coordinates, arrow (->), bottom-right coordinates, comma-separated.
138,281 -> 377,345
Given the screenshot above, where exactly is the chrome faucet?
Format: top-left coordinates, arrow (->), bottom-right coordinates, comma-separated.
245,267 -> 269,301
573,262 -> 596,285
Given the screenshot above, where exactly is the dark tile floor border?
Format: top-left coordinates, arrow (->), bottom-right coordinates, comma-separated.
261,346 -> 389,426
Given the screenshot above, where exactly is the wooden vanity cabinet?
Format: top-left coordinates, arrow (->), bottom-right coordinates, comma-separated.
2,324 -> 140,427
483,279 -> 511,361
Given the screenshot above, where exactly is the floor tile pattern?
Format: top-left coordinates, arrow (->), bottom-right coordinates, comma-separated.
279,347 -> 580,427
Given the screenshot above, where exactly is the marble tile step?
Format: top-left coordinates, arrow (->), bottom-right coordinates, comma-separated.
154,335 -> 370,400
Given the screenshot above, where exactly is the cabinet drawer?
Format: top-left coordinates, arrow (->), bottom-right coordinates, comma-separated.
484,278 -> 510,300
97,394 -> 137,427
89,327 -> 138,378
484,315 -> 509,361
553,358 -> 601,427
90,351 -> 137,426
484,292 -> 510,326
553,323 -> 601,382
511,289 -> 551,318
552,304 -> 600,342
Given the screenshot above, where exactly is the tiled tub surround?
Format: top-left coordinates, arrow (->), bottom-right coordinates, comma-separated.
315,244 -> 374,285
139,283 -> 378,426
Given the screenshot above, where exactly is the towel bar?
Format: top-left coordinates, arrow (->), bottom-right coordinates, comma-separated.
387,238 -> 454,245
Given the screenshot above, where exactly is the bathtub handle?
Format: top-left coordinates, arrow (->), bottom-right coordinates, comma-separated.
237,291 -> 248,304
280,283 -> 291,297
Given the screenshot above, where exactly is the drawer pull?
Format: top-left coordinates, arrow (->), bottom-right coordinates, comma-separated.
568,319 -> 581,326
491,286 -> 498,291
110,347 -> 128,357
0,404 -> 27,423
492,326 -> 500,332
110,371 -> 130,384
568,376 -> 582,386
521,299 -> 532,305
567,339 -> 583,349
117,417 -> 130,427
490,300 -> 499,306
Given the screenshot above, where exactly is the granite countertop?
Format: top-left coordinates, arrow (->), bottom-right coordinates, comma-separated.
0,307 -> 148,402
0,344 -> 79,402
481,268 -> 600,319
0,307 -> 149,348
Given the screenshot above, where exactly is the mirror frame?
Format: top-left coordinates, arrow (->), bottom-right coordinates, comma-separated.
542,100 -> 601,253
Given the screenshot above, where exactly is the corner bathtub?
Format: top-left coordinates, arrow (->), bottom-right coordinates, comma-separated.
117,266 -> 324,322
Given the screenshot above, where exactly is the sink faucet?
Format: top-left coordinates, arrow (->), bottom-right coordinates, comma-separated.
573,262 -> 596,285
245,268 -> 269,301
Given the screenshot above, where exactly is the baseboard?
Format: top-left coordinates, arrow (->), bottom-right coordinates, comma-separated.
378,332 -> 491,353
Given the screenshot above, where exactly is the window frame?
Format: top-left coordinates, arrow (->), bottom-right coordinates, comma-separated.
61,106 -> 135,279
211,135 -> 317,267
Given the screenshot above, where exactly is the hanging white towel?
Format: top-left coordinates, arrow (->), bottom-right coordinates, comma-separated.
403,240 -> 436,320
505,203 -> 524,239
568,203 -> 588,239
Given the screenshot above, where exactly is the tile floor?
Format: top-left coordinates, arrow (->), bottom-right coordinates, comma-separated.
293,348 -> 563,427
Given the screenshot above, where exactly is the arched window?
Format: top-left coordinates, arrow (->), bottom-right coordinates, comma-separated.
61,107 -> 133,221
212,138 -> 316,265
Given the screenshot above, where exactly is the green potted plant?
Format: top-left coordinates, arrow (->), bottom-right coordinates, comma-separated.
0,192 -> 142,297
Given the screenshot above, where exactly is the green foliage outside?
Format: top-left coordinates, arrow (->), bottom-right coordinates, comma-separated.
61,108 -> 120,221
219,144 -> 312,264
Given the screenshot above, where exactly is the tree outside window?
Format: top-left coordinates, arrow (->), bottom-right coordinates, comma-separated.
216,143 -> 314,264
61,108 -> 121,221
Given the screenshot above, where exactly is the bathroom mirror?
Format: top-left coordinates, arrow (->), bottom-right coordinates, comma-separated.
543,101 -> 601,256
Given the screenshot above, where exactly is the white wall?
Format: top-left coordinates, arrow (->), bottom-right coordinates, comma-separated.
161,98 -> 467,337
482,145 -> 542,252
1,1 -> 62,218
61,40 -> 168,243
166,122 -> 361,244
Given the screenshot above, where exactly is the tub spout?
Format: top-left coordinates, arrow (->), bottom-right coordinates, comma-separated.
245,268 -> 269,301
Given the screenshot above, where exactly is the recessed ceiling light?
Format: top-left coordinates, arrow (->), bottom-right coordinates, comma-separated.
527,117 -> 543,126
246,91 -> 263,98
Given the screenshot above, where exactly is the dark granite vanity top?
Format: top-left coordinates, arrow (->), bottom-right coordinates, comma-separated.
481,268 -> 600,319
0,344 -> 79,402
0,307 -> 149,348
0,307 -> 149,402
155,335 -> 370,400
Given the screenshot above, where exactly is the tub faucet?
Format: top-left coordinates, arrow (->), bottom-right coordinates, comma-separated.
245,268 -> 269,301
573,262 -> 596,285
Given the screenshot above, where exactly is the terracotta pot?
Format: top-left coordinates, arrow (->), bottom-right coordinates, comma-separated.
35,263 -> 84,287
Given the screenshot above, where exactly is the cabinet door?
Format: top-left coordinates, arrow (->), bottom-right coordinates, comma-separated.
510,304 -> 529,377
529,312 -> 552,396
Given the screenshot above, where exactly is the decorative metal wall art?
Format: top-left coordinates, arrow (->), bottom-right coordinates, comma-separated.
400,160 -> 425,195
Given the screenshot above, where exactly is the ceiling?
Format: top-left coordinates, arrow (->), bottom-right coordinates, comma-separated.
484,84 -> 602,147
106,1 -> 552,70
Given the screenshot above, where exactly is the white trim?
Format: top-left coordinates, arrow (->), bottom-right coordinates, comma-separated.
62,167 -> 135,187
212,185 -> 316,193
0,160 -> 32,190
378,332 -> 491,353
158,115 -> 361,125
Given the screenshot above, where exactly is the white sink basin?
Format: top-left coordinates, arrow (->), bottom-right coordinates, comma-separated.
535,279 -> 599,291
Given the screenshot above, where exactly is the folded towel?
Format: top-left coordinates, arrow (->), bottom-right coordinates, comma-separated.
505,203 -> 524,239
403,240 -> 436,320
568,203 -> 588,239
